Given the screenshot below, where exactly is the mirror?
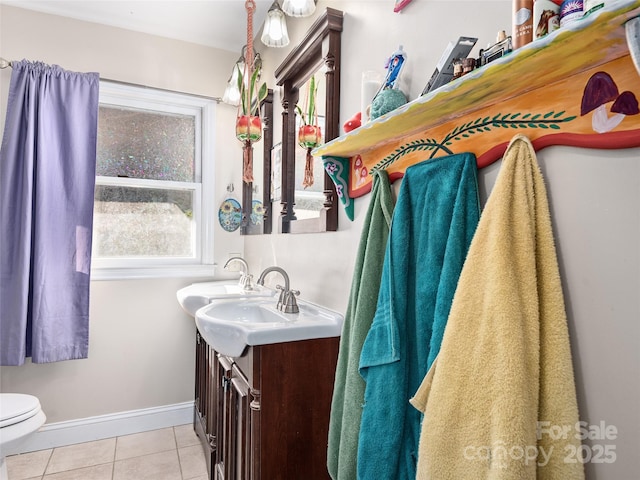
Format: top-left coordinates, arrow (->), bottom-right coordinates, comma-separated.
292,73 -> 327,221
241,89 -> 273,235
275,7 -> 343,233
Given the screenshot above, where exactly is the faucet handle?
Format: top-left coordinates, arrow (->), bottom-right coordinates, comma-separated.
283,289 -> 300,314
239,273 -> 254,291
275,285 -> 286,309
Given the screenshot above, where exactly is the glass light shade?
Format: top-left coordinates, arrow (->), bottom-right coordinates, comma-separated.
282,0 -> 315,17
222,80 -> 240,106
223,57 -> 245,106
261,1 -> 290,47
229,60 -> 244,85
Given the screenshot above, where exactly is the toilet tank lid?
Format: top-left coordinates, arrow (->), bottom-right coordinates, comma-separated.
0,393 -> 42,423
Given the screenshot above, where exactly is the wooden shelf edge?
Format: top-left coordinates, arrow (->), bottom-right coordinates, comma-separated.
314,1 -> 640,159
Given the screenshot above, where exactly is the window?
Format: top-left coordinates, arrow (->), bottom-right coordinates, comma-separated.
92,81 -> 215,279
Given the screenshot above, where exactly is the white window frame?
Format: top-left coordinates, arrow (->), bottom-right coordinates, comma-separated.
92,81 -> 216,280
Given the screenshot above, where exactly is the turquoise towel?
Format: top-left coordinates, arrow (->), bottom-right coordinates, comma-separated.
357,153 -> 480,480
327,170 -> 395,480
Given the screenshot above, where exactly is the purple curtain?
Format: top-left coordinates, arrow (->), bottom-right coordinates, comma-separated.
1,60 -> 99,365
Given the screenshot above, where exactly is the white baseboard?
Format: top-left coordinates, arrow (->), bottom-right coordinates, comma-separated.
11,401 -> 194,455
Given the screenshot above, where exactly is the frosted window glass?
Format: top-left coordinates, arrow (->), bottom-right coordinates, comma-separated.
92,80 -> 215,277
97,106 -> 195,182
93,185 -> 194,258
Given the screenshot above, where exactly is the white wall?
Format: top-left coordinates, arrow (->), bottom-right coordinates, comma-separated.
1,1 -> 638,478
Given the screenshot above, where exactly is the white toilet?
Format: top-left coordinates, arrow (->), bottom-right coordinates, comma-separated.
0,394 -> 46,480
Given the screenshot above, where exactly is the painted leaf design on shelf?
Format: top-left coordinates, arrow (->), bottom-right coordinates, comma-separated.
372,110 -> 576,172
371,138 -> 448,173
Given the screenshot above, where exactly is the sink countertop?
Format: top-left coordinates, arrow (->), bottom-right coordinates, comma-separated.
195,297 -> 344,357
177,280 -> 275,317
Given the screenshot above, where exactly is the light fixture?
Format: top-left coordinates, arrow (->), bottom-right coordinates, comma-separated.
282,0 -> 316,17
261,1 -> 290,48
222,81 -> 240,106
222,63 -> 241,106
222,52 -> 248,107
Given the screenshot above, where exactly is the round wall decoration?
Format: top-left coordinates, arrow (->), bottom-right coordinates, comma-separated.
218,198 -> 242,232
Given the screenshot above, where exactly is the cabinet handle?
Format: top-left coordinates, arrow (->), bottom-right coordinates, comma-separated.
206,433 -> 216,449
250,388 -> 261,411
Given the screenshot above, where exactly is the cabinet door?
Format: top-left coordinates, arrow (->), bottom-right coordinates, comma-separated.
215,355 -> 233,480
229,367 -> 252,480
206,338 -> 219,448
215,357 -> 253,480
194,333 -> 217,477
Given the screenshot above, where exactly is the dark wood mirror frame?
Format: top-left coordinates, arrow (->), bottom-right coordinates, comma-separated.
274,7 -> 342,233
241,89 -> 273,235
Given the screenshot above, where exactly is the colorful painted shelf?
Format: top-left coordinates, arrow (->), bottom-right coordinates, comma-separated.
315,1 -> 640,220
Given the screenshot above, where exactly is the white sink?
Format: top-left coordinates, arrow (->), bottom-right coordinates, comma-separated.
195,297 -> 344,357
177,281 -> 275,317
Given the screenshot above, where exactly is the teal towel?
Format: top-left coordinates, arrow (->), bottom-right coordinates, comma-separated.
327,170 -> 395,480
357,153 -> 480,480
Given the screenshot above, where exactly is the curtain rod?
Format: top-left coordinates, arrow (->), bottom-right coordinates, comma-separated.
100,77 -> 222,104
0,60 -> 225,104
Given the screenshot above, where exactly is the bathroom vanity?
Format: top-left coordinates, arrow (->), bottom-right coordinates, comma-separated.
179,276 -> 344,479
194,331 -> 339,480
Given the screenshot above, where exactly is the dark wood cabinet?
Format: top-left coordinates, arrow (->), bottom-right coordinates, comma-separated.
194,331 -> 217,474
215,355 -> 252,480
194,332 -> 339,480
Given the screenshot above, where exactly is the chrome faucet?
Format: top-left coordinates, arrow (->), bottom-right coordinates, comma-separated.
224,256 -> 254,291
256,266 -> 299,314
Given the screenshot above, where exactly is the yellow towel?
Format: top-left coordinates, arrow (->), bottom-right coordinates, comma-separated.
410,135 -> 584,480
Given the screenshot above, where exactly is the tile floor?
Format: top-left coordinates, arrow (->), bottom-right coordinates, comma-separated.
6,424 -> 208,480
